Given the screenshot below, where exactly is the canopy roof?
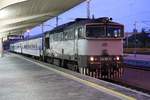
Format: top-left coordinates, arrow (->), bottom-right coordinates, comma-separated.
0,0 -> 85,38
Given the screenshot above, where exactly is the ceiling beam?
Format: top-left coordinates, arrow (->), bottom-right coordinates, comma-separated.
0,12 -> 55,28
0,0 -> 28,10
0,22 -> 38,33
0,0 -> 86,38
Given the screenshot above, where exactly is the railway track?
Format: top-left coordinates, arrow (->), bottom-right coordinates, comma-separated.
105,66 -> 150,94
45,55 -> 150,94
126,65 -> 150,71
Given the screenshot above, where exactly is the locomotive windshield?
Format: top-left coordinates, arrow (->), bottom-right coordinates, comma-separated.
86,24 -> 123,38
86,25 -> 105,37
107,27 -> 123,37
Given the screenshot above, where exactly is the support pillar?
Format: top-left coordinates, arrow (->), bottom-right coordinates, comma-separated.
41,23 -> 45,61
0,38 -> 3,57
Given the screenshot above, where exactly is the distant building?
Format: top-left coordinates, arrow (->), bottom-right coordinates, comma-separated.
124,31 -> 150,48
124,32 -> 132,38
141,27 -> 150,33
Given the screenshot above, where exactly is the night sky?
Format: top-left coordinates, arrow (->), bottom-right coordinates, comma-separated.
24,0 -> 150,36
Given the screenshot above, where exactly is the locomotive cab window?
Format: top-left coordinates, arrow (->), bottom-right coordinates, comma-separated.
86,25 -> 105,38
107,26 -> 123,38
78,27 -> 85,38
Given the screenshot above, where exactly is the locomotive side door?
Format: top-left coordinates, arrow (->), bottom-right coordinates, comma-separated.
74,28 -> 79,60
44,33 -> 50,57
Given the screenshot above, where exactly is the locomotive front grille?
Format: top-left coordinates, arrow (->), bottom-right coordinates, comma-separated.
88,56 -> 123,66
86,56 -> 123,79
100,56 -> 122,62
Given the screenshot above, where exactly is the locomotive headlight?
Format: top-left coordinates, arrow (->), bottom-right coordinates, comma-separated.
90,57 -> 94,61
116,56 -> 120,61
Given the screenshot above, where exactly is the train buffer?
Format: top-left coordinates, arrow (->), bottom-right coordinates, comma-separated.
0,52 -> 150,100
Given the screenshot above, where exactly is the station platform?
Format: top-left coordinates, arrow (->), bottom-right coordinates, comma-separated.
0,53 -> 150,100
124,54 -> 150,68
124,54 -> 150,61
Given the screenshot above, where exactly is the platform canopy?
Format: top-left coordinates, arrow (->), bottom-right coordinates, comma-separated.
0,0 -> 86,38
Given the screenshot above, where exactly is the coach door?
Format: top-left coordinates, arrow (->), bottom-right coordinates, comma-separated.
42,33 -> 49,60
45,37 -> 49,49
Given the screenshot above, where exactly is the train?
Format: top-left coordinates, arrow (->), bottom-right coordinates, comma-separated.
10,17 -> 124,79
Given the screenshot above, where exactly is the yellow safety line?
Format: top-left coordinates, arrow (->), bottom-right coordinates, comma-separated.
17,55 -> 136,100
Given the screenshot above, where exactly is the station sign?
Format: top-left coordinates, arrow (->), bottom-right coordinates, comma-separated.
8,35 -> 23,40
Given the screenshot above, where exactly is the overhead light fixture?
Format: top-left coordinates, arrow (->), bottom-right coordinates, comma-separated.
26,29 -> 30,33
0,9 -> 9,19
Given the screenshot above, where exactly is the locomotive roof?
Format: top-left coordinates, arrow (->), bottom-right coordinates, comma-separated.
50,17 -> 123,32
24,34 -> 43,40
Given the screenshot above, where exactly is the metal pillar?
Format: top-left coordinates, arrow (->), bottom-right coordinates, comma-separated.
126,33 -> 129,48
0,38 -> 3,57
56,16 -> 59,27
87,0 -> 91,19
134,21 -> 137,58
41,23 -> 45,61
